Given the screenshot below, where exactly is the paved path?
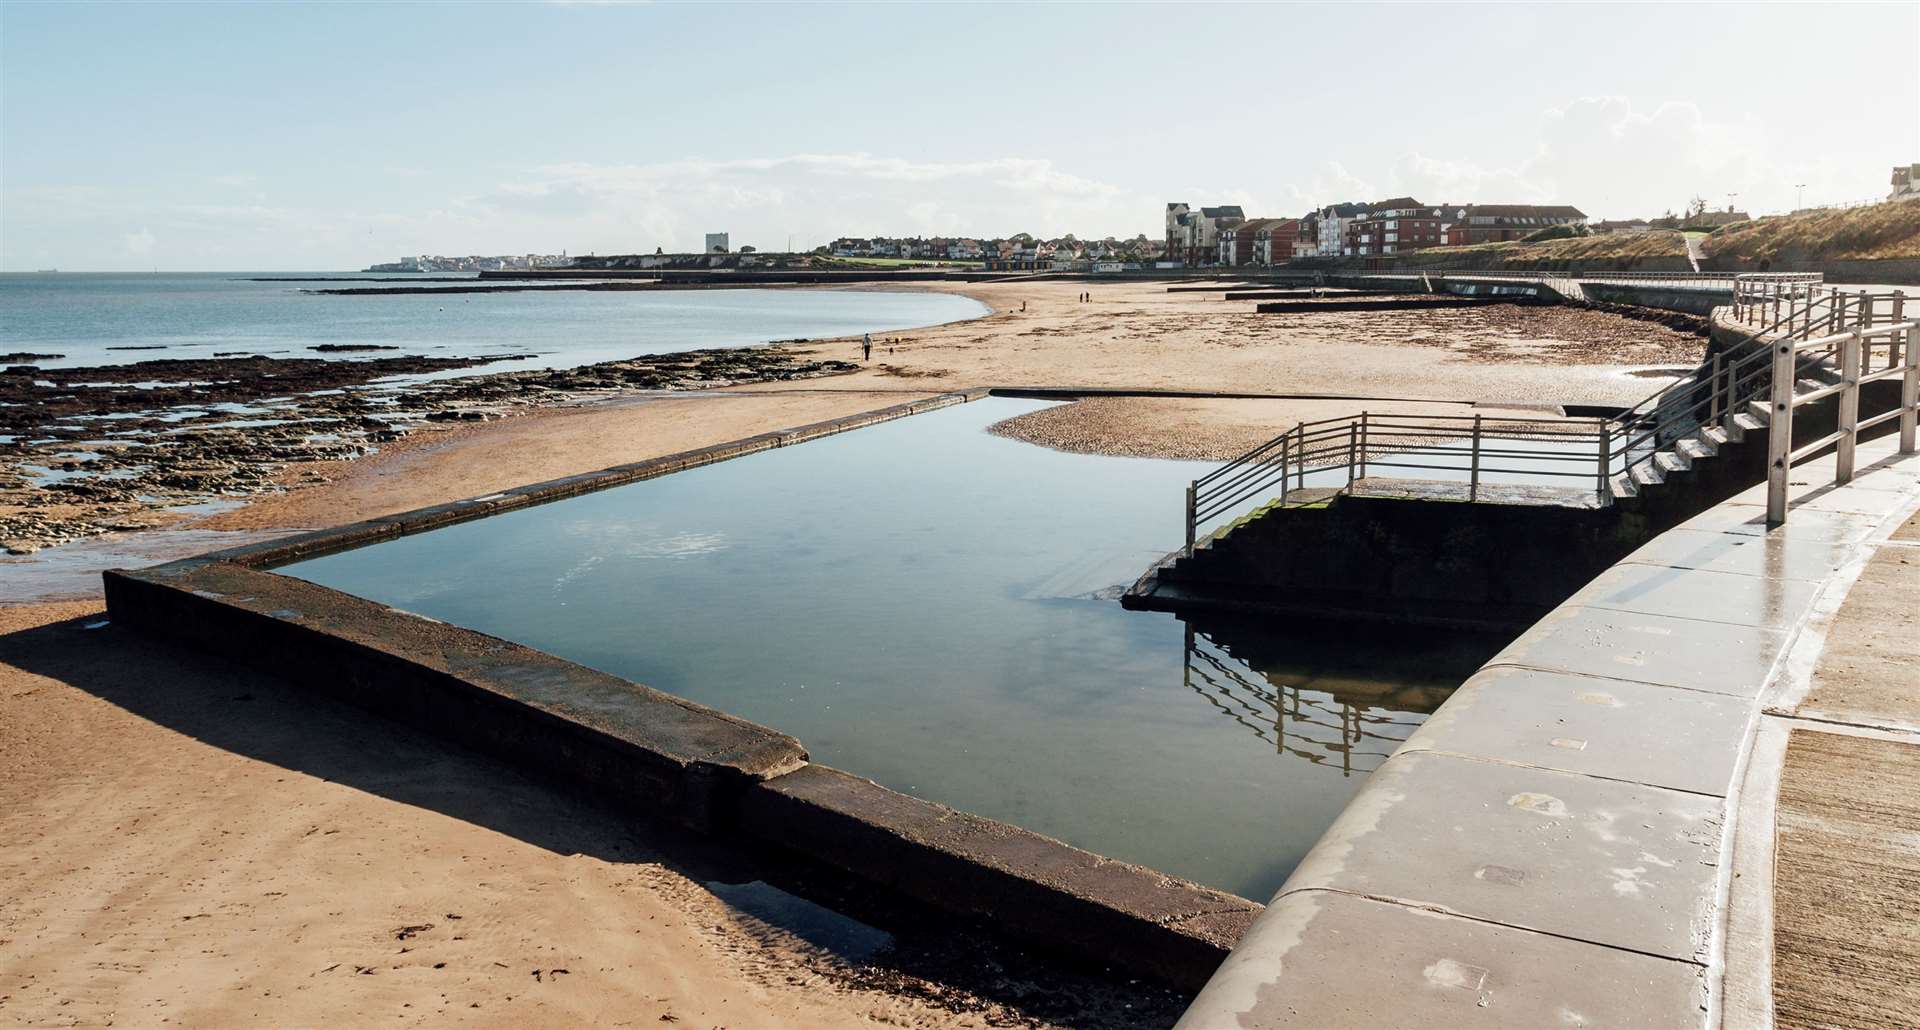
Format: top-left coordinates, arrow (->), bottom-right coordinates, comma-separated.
1180,433 -> 1920,1029
1721,445 -> 1920,1030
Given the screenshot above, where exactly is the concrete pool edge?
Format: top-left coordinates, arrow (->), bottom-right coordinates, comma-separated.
101,389 -> 1261,991
1174,439 -> 1920,1027
197,388 -> 991,571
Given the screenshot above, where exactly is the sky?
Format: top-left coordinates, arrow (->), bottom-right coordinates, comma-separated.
2,0 -> 1917,271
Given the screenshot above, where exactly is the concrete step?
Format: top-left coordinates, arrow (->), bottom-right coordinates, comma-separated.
1654,450 -> 1691,474
1630,462 -> 1666,488
1609,473 -> 1639,500
1747,400 -> 1772,422
1675,436 -> 1716,460
1699,425 -> 1732,448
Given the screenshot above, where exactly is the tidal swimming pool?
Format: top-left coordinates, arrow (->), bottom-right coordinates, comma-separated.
284,398 -> 1500,900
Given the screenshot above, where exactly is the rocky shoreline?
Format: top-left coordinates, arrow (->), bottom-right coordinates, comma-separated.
0,346 -> 857,554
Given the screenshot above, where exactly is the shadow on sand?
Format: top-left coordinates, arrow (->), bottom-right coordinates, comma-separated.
1,607 -> 1191,1027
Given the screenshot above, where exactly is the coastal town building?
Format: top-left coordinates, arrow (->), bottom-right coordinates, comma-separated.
1894,164 -> 1920,201
1251,219 -> 1301,265
1214,218 -> 1302,265
364,253 -> 572,273
1345,198 -> 1442,256
1165,203 -> 1245,265
705,233 -> 730,253
1442,204 -> 1588,245
1678,207 -> 1750,231
1592,218 -> 1654,234
1309,202 -> 1371,257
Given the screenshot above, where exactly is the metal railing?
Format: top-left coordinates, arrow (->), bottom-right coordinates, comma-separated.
1185,412 -> 1610,548
1180,272 -> 1916,546
1182,626 -> 1425,777
1734,277 -> 1909,338
1764,319 -> 1920,523
1369,269 -> 1744,291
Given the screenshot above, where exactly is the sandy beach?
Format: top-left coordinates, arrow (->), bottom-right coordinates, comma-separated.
1,277 -> 1709,1027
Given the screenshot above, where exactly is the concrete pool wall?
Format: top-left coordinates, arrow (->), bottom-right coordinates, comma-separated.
102,389 -> 1261,991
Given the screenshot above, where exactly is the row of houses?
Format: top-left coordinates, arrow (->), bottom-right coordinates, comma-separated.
1167,199 -> 1591,265
831,234 -> 1169,269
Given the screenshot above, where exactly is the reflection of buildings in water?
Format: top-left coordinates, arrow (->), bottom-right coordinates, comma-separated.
1180,621 -> 1461,776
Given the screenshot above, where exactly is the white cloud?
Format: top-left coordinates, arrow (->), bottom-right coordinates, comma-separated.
1353,98 -> 1796,218
1216,98 -> 1841,220
123,227 -> 155,255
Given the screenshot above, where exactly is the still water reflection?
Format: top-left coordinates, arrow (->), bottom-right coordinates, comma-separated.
286,398 -> 1500,900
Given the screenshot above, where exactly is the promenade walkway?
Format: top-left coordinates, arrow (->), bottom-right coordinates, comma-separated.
1724,435 -> 1920,1029
1179,433 -> 1920,1029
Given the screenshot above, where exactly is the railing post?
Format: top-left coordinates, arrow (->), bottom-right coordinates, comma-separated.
1900,324 -> 1918,455
1836,330 -> 1862,485
1710,352 -> 1724,424
1346,422 -> 1357,487
1595,418 -> 1610,503
1357,411 -> 1369,479
1766,336 -> 1796,525
1280,434 -> 1290,503
1184,481 -> 1197,552
1891,294 -> 1906,370
1468,414 -> 1482,502
1294,424 -> 1305,492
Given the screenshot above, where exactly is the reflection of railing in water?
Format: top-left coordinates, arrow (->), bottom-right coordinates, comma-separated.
1181,624 -> 1427,777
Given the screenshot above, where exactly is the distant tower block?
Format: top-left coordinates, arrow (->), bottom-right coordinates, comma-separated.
705,233 -> 730,253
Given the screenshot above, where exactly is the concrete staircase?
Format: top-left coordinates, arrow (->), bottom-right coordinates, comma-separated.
1126,339 -> 1887,630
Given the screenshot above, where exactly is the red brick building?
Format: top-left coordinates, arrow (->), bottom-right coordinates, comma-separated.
1344,198 -> 1444,256
1217,217 -> 1301,265
1252,219 -> 1300,265
1443,204 -> 1587,245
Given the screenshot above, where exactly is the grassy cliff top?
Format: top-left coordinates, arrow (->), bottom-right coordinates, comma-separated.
1400,231 -> 1688,268
1702,201 -> 1920,262
1393,200 -> 1920,269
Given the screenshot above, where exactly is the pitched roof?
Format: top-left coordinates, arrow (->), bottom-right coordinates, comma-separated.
1461,204 -> 1588,219
1370,197 -> 1424,209
1199,205 -> 1245,219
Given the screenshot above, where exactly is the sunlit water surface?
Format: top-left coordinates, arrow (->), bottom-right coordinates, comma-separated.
286,399 -> 1500,899
0,272 -> 987,373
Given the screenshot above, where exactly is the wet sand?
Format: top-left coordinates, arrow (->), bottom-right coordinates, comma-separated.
787,279 -> 1703,406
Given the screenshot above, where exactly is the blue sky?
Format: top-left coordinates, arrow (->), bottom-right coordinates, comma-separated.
3,0 -> 1916,270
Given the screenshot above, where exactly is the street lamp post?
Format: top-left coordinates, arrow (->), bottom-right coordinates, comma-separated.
1794,183 -> 1806,212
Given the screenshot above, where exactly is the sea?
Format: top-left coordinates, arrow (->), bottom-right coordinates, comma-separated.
0,272 -> 990,374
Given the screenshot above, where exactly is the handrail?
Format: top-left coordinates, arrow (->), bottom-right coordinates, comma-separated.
1177,273 -> 1913,548
1184,411 -> 1610,548
1766,320 -> 1920,523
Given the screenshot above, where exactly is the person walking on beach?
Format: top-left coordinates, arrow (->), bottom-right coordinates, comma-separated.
862,333 -> 872,362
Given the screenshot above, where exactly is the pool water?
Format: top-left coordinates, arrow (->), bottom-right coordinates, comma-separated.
286,398 -> 1500,900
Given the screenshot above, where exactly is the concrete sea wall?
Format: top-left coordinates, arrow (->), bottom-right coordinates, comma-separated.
1177,437 -> 1920,1028
1583,281 -> 1731,315
102,390 -> 1258,992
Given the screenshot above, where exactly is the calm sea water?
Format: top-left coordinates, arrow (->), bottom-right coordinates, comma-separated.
287,398 -> 1499,900
0,272 -> 988,373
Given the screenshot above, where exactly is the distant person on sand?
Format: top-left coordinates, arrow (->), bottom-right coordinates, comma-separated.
1021,301 -> 1027,312
862,333 -> 872,362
